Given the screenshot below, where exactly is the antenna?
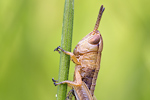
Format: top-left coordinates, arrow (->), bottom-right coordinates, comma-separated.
93,5 -> 105,33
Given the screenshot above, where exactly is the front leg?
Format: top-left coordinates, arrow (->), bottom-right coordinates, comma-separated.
54,46 -> 81,65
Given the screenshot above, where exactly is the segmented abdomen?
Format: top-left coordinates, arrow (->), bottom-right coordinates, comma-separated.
79,52 -> 98,90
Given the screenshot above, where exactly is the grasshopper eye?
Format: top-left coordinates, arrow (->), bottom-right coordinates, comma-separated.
88,34 -> 100,44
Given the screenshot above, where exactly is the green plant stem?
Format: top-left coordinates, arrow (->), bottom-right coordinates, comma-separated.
56,0 -> 74,100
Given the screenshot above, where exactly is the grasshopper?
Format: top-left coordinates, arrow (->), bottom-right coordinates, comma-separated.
52,5 -> 105,100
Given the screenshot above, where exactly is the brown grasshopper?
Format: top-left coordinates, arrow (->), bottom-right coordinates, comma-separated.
52,5 -> 105,100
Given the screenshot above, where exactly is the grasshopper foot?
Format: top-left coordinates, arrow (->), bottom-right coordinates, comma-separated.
52,78 -> 58,86
54,46 -> 61,53
52,78 -> 58,82
53,82 -> 58,86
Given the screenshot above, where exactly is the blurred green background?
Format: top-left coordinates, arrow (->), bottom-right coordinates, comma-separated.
0,0 -> 150,100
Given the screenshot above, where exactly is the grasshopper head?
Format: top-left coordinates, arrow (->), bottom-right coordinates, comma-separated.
73,5 -> 105,56
73,30 -> 103,55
